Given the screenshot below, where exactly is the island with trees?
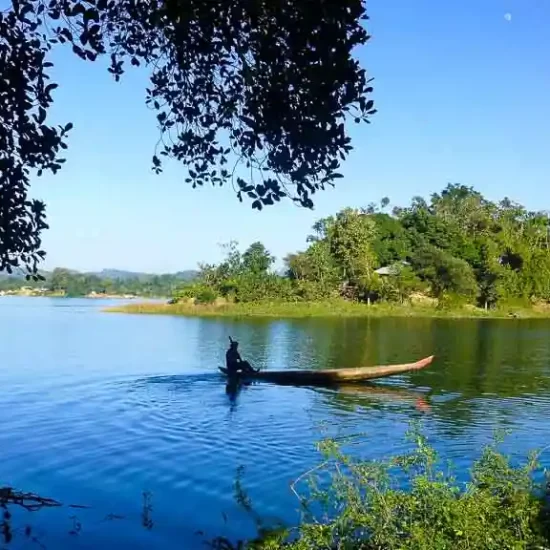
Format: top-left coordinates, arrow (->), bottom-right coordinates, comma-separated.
111,184 -> 550,319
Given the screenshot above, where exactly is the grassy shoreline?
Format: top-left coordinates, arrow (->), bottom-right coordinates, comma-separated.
103,299 -> 550,319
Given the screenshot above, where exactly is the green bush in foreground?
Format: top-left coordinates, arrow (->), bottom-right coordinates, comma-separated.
227,426 -> 550,550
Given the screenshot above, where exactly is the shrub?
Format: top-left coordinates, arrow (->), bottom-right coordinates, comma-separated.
173,282 -> 218,304
225,425 -> 550,549
173,282 -> 204,300
228,274 -> 295,303
195,287 -> 217,304
292,280 -> 335,302
437,291 -> 471,310
413,246 -> 478,302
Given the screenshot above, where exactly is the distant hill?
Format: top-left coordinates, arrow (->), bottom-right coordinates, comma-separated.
0,268 -> 199,281
174,270 -> 199,281
89,269 -> 199,281
0,269 -> 49,280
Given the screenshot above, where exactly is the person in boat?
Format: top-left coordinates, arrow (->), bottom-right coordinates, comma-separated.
226,338 -> 258,376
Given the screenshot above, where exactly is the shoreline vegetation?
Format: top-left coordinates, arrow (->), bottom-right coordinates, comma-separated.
112,184 -> 550,322
9,185 -> 550,323
105,299 -> 550,319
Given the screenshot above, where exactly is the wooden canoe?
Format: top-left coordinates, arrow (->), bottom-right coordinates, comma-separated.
218,355 -> 434,385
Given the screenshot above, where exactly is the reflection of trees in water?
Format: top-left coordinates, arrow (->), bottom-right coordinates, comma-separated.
312,383 -> 431,417
276,318 -> 550,435
282,317 -> 439,370
434,319 -> 550,434
197,316 -> 550,436
422,320 -> 550,398
288,317 -> 550,398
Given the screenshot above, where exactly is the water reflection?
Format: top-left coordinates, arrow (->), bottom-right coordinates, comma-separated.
224,378 -> 255,411
197,317 -> 550,435
282,317 -> 550,437
141,316 -> 550,434
3,298 -> 550,549
315,382 -> 432,416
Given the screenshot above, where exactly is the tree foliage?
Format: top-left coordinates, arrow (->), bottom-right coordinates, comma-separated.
241,242 -> 274,276
411,245 -> 478,301
0,0 -> 375,276
178,184 -> 550,309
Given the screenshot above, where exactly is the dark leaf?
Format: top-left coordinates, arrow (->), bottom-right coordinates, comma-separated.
37,107 -> 47,124
44,83 -> 59,95
60,28 -> 73,42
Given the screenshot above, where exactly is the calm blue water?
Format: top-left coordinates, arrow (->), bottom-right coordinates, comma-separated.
1,297 -> 550,548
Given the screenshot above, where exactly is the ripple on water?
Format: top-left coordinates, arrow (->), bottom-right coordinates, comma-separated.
2,301 -> 550,548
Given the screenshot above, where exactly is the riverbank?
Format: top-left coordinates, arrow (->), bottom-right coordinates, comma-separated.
104,299 -> 550,319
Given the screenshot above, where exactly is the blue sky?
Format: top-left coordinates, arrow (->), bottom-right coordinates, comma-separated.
32,0 -> 550,273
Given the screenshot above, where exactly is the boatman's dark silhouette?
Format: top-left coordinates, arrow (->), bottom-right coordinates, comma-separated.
226,337 -> 258,376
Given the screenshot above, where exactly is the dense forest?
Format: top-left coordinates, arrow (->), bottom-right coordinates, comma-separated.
0,269 -> 197,298
176,184 -> 550,310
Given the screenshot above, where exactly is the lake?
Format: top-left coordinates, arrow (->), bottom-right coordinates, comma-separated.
1,297 -> 549,548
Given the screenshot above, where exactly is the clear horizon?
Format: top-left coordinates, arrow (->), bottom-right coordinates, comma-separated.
30,0 -> 550,274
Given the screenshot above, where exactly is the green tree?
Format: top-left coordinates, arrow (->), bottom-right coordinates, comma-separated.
285,241 -> 338,287
326,208 -> 378,283
324,208 -> 378,303
368,212 -> 410,266
379,266 -> 424,304
304,241 -> 339,288
284,241 -> 339,300
476,240 -> 501,309
197,241 -> 242,289
431,183 -> 495,235
49,268 -> 72,293
412,246 -> 478,302
241,242 -> 274,276
524,250 -> 550,302
284,253 -> 309,281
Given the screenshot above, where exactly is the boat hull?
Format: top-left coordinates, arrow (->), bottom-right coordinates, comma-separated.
218,355 -> 434,385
